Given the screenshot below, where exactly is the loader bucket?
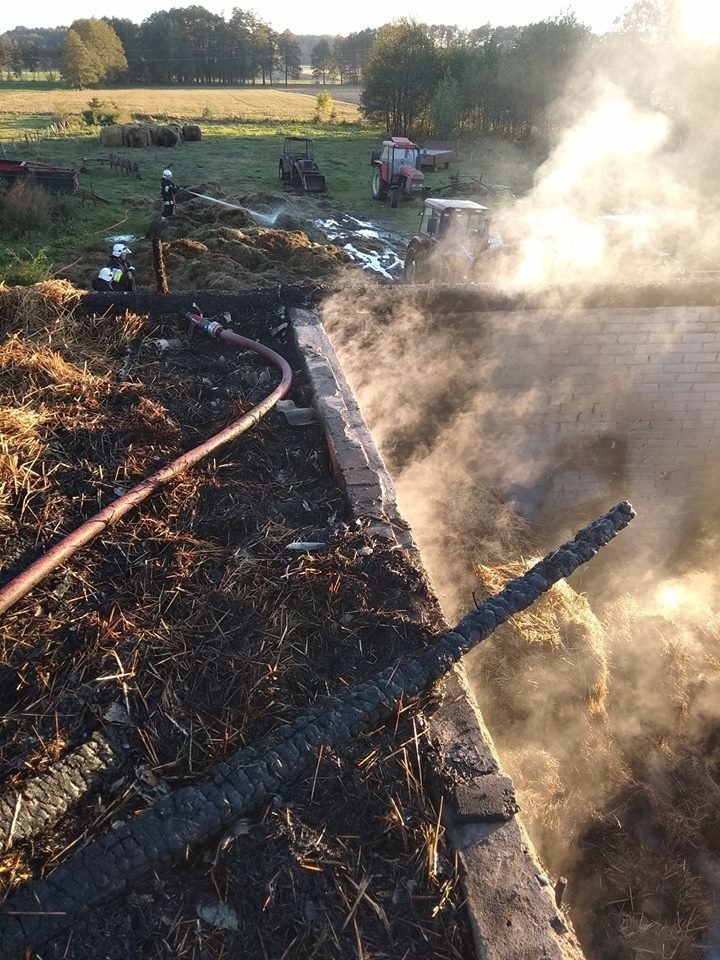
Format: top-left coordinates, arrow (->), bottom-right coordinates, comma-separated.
302,172 -> 326,193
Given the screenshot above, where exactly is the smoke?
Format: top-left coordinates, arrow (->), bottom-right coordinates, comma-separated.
320,4 -> 720,957
481,18 -> 720,290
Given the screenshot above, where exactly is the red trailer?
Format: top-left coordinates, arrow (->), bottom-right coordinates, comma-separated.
0,158 -> 79,195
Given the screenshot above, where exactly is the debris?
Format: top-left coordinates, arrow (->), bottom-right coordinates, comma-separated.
276,398 -> 317,425
285,541 -> 327,551
196,899 -> 240,930
104,703 -> 132,725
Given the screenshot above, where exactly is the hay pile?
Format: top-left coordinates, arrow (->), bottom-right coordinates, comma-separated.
470,558 -> 720,960
64,195 -> 352,292
100,123 -> 197,148
0,279 -> 83,331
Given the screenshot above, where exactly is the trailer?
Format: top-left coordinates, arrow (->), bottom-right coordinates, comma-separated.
418,141 -> 457,172
0,158 -> 79,195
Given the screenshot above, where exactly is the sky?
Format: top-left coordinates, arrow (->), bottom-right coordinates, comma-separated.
1,0 -> 632,37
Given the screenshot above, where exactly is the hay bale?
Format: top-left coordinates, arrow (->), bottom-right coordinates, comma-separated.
123,124 -> 151,148
100,125 -> 124,148
182,125 -> 202,142
151,126 -> 181,148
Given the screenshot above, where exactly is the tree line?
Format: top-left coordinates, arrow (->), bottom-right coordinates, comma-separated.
0,11 -> 374,87
2,1 -> 703,145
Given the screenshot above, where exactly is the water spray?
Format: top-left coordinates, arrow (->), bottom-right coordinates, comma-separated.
183,188 -> 285,227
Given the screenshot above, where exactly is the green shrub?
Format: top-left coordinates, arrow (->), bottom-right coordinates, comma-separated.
82,96 -> 121,127
0,247 -> 52,285
314,91 -> 334,123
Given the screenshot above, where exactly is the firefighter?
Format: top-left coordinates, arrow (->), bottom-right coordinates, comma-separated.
161,168 -> 178,219
91,266 -> 115,291
106,243 -> 136,291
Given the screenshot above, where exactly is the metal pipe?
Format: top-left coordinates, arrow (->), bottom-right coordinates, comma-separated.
0,319 -> 292,617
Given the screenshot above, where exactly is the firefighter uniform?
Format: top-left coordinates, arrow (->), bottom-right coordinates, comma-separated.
161,170 -> 178,218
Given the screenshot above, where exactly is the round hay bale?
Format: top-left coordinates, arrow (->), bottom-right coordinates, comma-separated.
123,124 -> 151,148
151,126 -> 181,148
100,125 -> 124,148
182,125 -> 202,142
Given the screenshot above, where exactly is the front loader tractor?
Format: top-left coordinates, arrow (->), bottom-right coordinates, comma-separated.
370,137 -> 425,208
279,137 -> 326,193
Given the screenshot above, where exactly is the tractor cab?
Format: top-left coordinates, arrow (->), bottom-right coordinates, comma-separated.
371,136 -> 425,207
418,198 -> 491,248
403,198 -> 493,282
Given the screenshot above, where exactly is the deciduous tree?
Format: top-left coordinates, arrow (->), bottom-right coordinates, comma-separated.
278,30 -> 301,84
311,38 -> 333,84
61,29 -> 101,88
61,19 -> 127,87
361,20 -> 441,134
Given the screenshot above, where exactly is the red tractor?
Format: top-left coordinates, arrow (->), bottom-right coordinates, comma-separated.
370,137 -> 425,209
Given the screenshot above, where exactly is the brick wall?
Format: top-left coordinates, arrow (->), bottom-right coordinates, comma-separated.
467,305 -> 720,558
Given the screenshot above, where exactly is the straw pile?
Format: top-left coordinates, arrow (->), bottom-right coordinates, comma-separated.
470,556 -> 720,960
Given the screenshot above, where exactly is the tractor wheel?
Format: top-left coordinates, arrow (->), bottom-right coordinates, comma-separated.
372,168 -> 388,200
403,247 -> 423,283
390,186 -> 399,209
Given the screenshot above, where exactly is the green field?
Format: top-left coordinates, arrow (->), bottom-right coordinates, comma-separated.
0,84 -> 542,282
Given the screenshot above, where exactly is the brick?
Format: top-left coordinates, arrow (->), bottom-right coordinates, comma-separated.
663,363 -> 696,373
681,332 -> 717,343
684,352 -> 714,363
619,356 -> 652,366
454,775 -> 519,823
676,373 -> 709,383
649,352 -> 685,363
618,333 -> 649,343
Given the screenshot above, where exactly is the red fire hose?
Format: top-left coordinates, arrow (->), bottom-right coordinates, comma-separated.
0,312 -> 292,616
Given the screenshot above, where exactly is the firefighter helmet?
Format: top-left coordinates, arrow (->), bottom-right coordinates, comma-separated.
98,267 -> 114,283
162,169 -> 173,179
112,243 -> 131,258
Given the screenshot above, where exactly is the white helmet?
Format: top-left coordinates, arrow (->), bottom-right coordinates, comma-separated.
162,169 -> 173,179
112,243 -> 131,258
98,266 -> 114,283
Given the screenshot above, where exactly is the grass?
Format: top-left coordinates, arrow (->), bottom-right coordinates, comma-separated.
0,82 -> 544,280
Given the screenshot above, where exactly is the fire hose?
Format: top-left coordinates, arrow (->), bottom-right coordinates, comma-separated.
0,503 -> 634,957
0,306 -> 292,617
